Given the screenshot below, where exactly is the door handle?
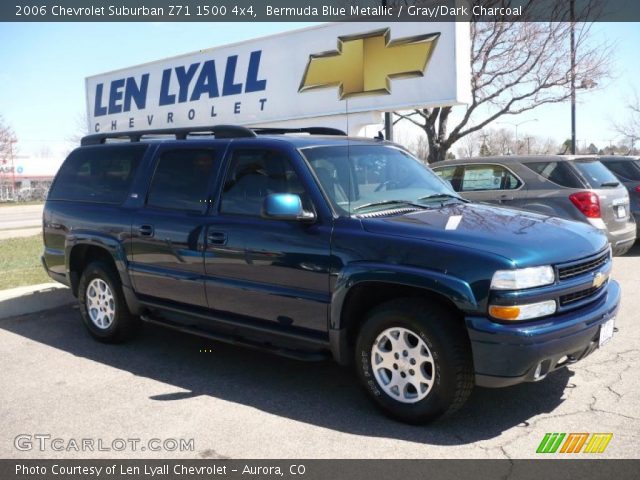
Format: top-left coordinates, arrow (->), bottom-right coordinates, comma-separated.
138,225 -> 154,237
207,231 -> 227,245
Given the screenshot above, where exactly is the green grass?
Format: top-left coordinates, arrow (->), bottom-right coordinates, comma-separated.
0,234 -> 50,290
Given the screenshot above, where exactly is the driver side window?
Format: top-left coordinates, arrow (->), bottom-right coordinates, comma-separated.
220,149 -> 310,216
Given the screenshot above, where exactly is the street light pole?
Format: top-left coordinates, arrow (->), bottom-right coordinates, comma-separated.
496,119 -> 538,154
570,0 -> 577,155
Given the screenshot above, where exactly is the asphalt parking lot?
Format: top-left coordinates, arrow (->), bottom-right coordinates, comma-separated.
1,246 -> 638,460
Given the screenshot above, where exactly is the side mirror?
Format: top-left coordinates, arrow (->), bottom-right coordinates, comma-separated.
262,193 -> 315,222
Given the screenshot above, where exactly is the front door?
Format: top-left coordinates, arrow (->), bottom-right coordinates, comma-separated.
203,146 -> 332,333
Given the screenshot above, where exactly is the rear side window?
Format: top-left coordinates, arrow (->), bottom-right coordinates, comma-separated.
49,145 -> 146,204
525,161 -> 584,189
601,160 -> 640,181
570,160 -> 620,188
459,164 -> 521,191
147,149 -> 216,212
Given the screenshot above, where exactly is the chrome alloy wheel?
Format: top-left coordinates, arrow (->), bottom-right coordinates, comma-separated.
370,327 -> 435,403
86,278 -> 115,330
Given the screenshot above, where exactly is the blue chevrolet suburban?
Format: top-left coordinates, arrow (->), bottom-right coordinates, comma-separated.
42,126 -> 620,423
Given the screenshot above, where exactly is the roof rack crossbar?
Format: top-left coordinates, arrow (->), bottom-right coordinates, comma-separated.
251,127 -> 347,136
81,125 -> 257,146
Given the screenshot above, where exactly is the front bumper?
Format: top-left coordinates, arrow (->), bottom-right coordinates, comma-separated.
467,279 -> 620,388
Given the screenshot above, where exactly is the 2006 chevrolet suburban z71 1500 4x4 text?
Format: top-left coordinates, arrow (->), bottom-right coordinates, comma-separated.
42,126 -> 620,423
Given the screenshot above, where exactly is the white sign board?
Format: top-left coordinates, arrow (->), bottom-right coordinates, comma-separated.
86,22 -> 470,134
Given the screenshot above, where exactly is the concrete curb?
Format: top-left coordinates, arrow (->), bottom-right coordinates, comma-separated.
0,283 -> 75,320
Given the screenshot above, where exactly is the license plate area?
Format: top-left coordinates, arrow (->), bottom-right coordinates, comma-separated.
615,205 -> 627,219
599,317 -> 615,347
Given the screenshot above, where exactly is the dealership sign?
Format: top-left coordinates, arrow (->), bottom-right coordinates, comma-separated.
86,22 -> 470,134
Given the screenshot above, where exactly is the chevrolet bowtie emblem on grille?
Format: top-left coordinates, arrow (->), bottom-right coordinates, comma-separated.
299,29 -> 440,99
592,272 -> 608,289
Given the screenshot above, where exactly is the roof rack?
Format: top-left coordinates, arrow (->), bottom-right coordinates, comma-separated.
251,127 -> 347,136
81,125 -> 257,146
80,125 -> 348,146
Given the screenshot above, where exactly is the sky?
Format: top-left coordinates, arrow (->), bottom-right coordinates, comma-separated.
0,21 -> 639,169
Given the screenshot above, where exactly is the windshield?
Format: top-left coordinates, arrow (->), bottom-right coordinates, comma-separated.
301,145 -> 462,215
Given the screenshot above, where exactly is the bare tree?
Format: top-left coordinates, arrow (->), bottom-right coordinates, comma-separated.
456,131 -> 482,158
409,135 -> 430,162
0,116 -> 17,165
462,128 -> 563,157
613,90 -> 640,152
66,113 -> 89,146
395,0 -> 610,163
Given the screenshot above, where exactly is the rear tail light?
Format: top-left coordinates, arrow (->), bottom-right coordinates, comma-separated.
569,191 -> 601,218
635,185 -> 640,195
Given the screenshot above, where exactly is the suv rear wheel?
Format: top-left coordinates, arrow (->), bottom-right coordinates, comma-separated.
355,299 -> 474,424
78,261 -> 138,343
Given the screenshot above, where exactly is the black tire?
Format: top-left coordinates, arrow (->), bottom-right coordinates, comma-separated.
355,299 -> 474,424
77,261 -> 138,343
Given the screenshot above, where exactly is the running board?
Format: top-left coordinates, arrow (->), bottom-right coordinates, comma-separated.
140,314 -> 330,362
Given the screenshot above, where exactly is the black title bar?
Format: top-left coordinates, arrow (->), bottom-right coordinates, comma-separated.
2,0 -> 640,22
2,459 -> 639,480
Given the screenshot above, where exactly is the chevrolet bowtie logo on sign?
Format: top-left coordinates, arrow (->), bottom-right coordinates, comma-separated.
536,433 -> 613,454
299,29 -> 440,99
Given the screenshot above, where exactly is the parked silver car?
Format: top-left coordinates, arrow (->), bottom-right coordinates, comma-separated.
598,156 -> 640,236
431,155 -> 636,255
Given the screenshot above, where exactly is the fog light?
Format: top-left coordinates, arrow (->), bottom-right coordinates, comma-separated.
489,300 -> 556,321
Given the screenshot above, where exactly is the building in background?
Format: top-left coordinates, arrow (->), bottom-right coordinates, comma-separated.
0,155 -> 63,202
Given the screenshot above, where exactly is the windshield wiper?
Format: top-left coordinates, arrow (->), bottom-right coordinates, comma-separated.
418,193 -> 466,203
353,200 -> 430,212
600,181 -> 620,188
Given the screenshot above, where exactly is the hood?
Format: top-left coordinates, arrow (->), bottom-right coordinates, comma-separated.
360,203 -> 608,267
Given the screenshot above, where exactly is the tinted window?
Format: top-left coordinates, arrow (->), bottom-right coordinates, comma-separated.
147,149 -> 215,212
601,160 -> 640,181
571,160 -> 620,188
49,145 -> 146,204
220,149 -> 308,216
460,165 -> 521,192
525,161 -> 584,188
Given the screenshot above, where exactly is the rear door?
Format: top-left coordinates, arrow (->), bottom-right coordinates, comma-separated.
569,159 -> 631,231
129,146 -> 221,307
455,163 -> 525,205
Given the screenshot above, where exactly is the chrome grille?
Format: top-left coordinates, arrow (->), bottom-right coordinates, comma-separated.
558,251 -> 609,280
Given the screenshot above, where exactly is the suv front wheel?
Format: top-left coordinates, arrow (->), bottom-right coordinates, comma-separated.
78,261 -> 138,343
355,299 -> 474,424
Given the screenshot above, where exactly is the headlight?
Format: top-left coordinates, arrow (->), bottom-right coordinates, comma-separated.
491,266 -> 555,290
489,300 -> 557,321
